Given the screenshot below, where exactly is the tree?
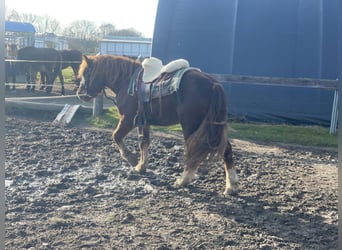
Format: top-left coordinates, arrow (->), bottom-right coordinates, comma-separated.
5,7 -> 61,34
5,9 -> 20,21
20,13 -> 40,24
109,28 -> 142,37
99,23 -> 116,37
34,15 -> 61,34
63,20 -> 98,40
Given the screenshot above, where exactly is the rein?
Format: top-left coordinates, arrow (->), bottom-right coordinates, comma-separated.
103,88 -> 117,105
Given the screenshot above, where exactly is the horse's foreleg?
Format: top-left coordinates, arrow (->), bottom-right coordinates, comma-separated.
135,126 -> 150,173
223,140 -> 239,195
12,73 -> 16,90
45,72 -> 53,93
175,167 -> 197,187
25,72 -> 31,91
58,71 -> 65,95
5,71 -> 10,90
31,72 -> 37,92
113,117 -> 138,166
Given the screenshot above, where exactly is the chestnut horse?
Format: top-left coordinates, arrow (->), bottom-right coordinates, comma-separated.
77,55 -> 239,195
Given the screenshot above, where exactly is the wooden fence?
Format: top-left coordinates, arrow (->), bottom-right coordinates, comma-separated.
94,74 -> 339,133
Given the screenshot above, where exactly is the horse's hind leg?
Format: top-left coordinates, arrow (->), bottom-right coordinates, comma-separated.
135,126 -> 150,173
39,72 -> 46,90
112,117 -> 138,166
25,72 -> 32,91
223,140 -> 239,195
58,71 -> 65,95
175,143 -> 202,187
12,73 -> 16,90
45,72 -> 53,93
175,163 -> 199,187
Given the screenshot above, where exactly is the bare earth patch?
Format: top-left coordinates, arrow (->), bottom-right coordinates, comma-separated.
5,116 -> 337,249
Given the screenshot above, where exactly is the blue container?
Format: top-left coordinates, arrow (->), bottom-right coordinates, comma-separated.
152,0 -> 338,125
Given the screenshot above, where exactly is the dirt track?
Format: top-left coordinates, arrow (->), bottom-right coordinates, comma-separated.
5,115 -> 338,249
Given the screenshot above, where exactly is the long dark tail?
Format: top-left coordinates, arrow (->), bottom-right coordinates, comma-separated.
185,82 -> 228,167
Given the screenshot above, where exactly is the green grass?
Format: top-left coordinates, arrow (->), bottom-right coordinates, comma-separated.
90,107 -> 121,128
90,106 -> 337,148
229,123 -> 337,148
61,68 -> 75,83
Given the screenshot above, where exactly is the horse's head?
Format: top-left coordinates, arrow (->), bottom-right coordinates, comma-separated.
77,55 -> 101,102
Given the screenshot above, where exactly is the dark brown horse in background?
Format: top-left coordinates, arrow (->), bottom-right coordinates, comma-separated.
40,49 -> 83,94
5,44 -> 18,90
16,46 -> 63,94
57,49 -> 82,89
77,55 -> 239,195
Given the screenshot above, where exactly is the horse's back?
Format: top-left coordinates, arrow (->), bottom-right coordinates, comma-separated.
59,49 -> 82,69
17,47 -> 59,61
17,47 -> 61,73
179,70 -> 218,105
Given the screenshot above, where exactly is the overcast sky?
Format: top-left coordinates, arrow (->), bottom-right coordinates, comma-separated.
5,0 -> 159,37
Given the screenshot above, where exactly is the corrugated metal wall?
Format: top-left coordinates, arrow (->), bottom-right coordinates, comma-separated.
152,0 -> 338,125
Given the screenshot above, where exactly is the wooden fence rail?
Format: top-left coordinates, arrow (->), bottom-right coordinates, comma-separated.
210,74 -> 338,90
95,74 -> 338,129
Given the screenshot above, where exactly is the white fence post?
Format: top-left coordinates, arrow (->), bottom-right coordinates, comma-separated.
93,91 -> 103,117
330,90 -> 338,134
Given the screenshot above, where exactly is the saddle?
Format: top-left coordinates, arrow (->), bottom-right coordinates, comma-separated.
129,58 -> 199,127
142,58 -> 190,83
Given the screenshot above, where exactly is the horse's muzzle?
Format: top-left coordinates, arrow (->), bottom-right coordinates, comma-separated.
76,85 -> 93,102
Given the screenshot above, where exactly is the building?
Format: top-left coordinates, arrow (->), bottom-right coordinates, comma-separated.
5,21 -> 68,50
5,21 -> 35,48
34,33 -> 69,50
99,36 -> 152,58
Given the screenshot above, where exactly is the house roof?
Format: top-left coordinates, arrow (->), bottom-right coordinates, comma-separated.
5,21 -> 36,33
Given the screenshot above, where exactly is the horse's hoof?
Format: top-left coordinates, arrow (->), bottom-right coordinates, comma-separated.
174,178 -> 186,187
224,186 -> 238,196
135,164 -> 146,173
126,154 -> 139,167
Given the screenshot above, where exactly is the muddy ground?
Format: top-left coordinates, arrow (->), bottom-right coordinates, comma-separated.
5,109 -> 338,249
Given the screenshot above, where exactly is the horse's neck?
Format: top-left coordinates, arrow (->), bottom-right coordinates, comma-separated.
108,62 -> 140,94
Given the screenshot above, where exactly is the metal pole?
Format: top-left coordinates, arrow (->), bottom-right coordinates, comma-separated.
330,89 -> 338,134
0,0 -> 6,248
93,91 -> 104,117
338,0 -> 342,248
